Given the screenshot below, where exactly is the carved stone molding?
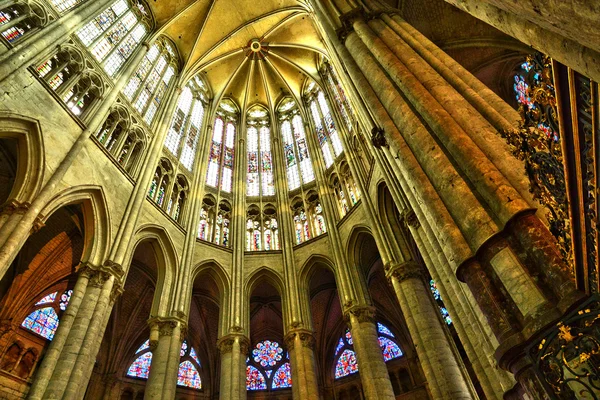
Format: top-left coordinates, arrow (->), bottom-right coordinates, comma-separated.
371,127 -> 388,149
149,340 -> 158,352
217,333 -> 250,355
0,200 -> 30,216
403,209 -> 420,228
31,215 -> 46,234
109,282 -> 124,304
147,316 -> 186,338
344,305 -> 376,324
387,261 -> 423,284
284,329 -> 315,351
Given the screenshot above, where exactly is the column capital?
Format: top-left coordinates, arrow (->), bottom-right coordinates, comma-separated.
217,333 -> 250,355
284,328 -> 315,350
0,199 -> 31,216
78,260 -> 125,288
371,126 -> 388,148
147,316 -> 186,337
403,209 -> 420,228
386,260 -> 423,283
344,305 -> 377,324
336,7 -> 364,42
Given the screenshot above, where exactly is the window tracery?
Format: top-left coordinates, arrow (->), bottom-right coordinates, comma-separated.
206,100 -> 237,193
164,77 -> 208,171
333,323 -> 402,379
245,205 -> 279,251
246,340 -> 291,391
49,0 -> 87,13
126,339 -> 202,390
76,0 -> 151,78
290,191 -> 326,245
211,200 -> 231,247
148,160 -> 188,223
0,1 -> 47,44
246,105 -> 274,197
278,99 -> 315,191
123,36 -> 178,126
322,61 -> 355,132
329,163 -> 360,218
21,289 -> 73,341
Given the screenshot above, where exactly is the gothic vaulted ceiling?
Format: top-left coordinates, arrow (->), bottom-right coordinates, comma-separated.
146,0 -> 322,111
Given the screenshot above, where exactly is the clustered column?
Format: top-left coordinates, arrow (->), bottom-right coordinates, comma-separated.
284,329 -> 319,400
217,333 -> 250,400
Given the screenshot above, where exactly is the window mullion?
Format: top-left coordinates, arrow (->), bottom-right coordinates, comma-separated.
86,8 -> 131,53
100,21 -> 144,68
139,59 -> 168,117
131,47 -> 161,106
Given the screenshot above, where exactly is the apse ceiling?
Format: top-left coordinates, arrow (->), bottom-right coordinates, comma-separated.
146,0 -> 323,112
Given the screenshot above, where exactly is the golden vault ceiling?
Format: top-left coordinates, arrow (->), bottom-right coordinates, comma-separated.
146,0 -> 323,111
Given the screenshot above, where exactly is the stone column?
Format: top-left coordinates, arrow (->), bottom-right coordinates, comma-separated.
387,261 -> 473,399
217,333 -> 250,400
144,317 -> 186,400
0,0 -> 116,82
284,329 -> 319,400
344,306 -> 395,399
28,262 -> 124,400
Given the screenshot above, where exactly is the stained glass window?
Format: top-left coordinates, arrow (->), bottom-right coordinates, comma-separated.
246,108 -> 274,198
136,340 -> 150,353
252,340 -> 283,367
177,361 -> 202,389
279,101 -> 315,191
379,337 -> 403,361
123,38 -> 178,126
165,87 -> 193,154
335,349 -> 358,378
272,363 -> 292,389
76,0 -> 148,78
127,352 -> 152,379
247,340 -> 291,391
324,62 -> 354,132
247,365 -> 267,390
21,307 -> 60,340
59,290 -> 73,311
334,322 -> 402,379
35,292 -> 57,305
430,280 -> 452,325
190,348 -> 200,365
50,0 -> 87,13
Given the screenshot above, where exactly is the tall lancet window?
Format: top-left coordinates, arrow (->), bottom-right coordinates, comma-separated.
323,61 -> 355,132
278,99 -> 315,191
122,36 -> 178,125
206,100 -> 238,193
305,82 -> 343,168
164,77 -> 208,171
246,106 -> 274,197
245,205 -> 279,251
76,0 -> 152,77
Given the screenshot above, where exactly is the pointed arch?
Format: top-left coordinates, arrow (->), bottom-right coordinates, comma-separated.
0,113 -> 45,205
128,224 -> 179,316
40,185 -> 111,266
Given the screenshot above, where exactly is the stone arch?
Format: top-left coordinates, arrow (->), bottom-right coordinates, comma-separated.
346,225 -> 378,278
245,267 -> 286,331
40,185 -> 111,266
0,113 -> 44,205
189,259 -> 231,320
127,224 -> 179,317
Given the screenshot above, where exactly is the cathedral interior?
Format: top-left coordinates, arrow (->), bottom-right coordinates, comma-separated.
0,0 -> 599,399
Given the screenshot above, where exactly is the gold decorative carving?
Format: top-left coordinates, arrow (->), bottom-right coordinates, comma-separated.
217,334 -> 250,355
344,305 -> 376,323
371,127 -> 387,149
284,329 -> 315,351
387,261 -> 423,284
336,7 -> 364,42
403,209 -> 420,228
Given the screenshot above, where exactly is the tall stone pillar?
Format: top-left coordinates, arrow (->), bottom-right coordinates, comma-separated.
145,317 -> 186,400
217,333 -> 250,400
284,329 -> 319,400
386,261 -> 473,399
344,306 -> 395,399
28,262 -> 124,400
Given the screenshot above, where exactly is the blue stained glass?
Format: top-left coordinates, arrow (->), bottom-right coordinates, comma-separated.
190,348 -> 200,365
180,340 -> 188,357
136,339 -> 150,353
59,290 -> 73,311
35,292 -> 57,305
177,360 -> 202,389
430,279 -> 441,300
246,365 -> 267,390
272,362 -> 292,389
377,322 -> 394,337
440,307 -> 452,325
335,349 -> 358,379
21,307 -> 60,340
335,337 -> 344,355
345,329 -> 353,345
127,352 -> 152,379
252,340 -> 283,367
378,337 -> 403,361
265,370 -> 272,378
